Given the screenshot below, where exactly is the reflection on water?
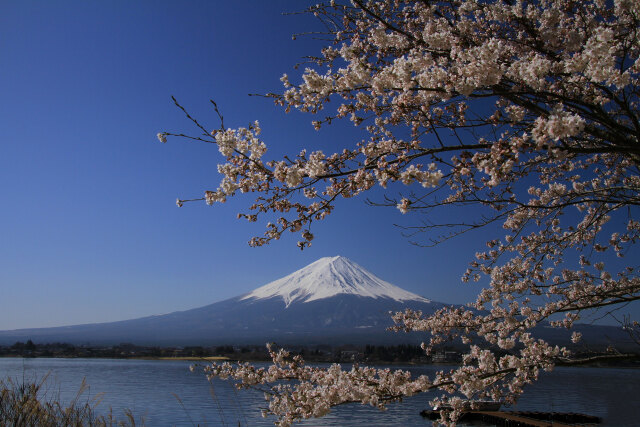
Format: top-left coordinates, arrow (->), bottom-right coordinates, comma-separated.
1,358 -> 639,426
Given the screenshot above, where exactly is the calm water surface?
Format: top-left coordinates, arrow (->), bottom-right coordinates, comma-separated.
1,358 -> 639,426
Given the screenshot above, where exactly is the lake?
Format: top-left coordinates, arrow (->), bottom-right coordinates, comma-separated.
1,358 -> 639,426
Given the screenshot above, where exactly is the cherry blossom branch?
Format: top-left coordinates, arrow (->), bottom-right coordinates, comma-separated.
163,1 -> 640,424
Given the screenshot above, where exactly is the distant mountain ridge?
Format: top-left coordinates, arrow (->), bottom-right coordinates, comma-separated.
0,256 -> 632,349
0,256 -> 439,345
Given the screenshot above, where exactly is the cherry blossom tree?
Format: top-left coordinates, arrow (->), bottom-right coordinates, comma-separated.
162,0 -> 640,425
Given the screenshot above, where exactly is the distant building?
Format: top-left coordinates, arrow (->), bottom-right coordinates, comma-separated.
431,351 -> 460,363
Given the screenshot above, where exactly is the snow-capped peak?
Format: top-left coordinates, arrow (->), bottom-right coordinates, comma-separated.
241,256 -> 430,307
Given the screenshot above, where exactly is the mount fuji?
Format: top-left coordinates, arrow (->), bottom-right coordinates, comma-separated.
241,256 -> 431,307
0,256 -> 441,346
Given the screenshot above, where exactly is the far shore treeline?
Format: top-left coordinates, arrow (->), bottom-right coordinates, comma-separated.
3,341 -> 640,367
0,341 -> 440,363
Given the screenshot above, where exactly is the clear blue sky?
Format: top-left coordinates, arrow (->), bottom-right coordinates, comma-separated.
1,1 -> 635,330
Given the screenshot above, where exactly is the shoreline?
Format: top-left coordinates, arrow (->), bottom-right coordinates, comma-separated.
2,354 -> 640,368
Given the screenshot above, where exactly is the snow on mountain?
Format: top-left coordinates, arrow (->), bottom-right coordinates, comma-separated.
241,255 -> 430,307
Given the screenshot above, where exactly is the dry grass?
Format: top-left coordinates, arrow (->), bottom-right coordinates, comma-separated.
0,374 -> 142,426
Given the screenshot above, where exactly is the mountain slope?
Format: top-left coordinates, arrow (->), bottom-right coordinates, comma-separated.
0,256 -> 628,348
0,256 -> 439,345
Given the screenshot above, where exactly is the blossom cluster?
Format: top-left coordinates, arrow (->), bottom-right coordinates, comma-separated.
198,342 -> 564,426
